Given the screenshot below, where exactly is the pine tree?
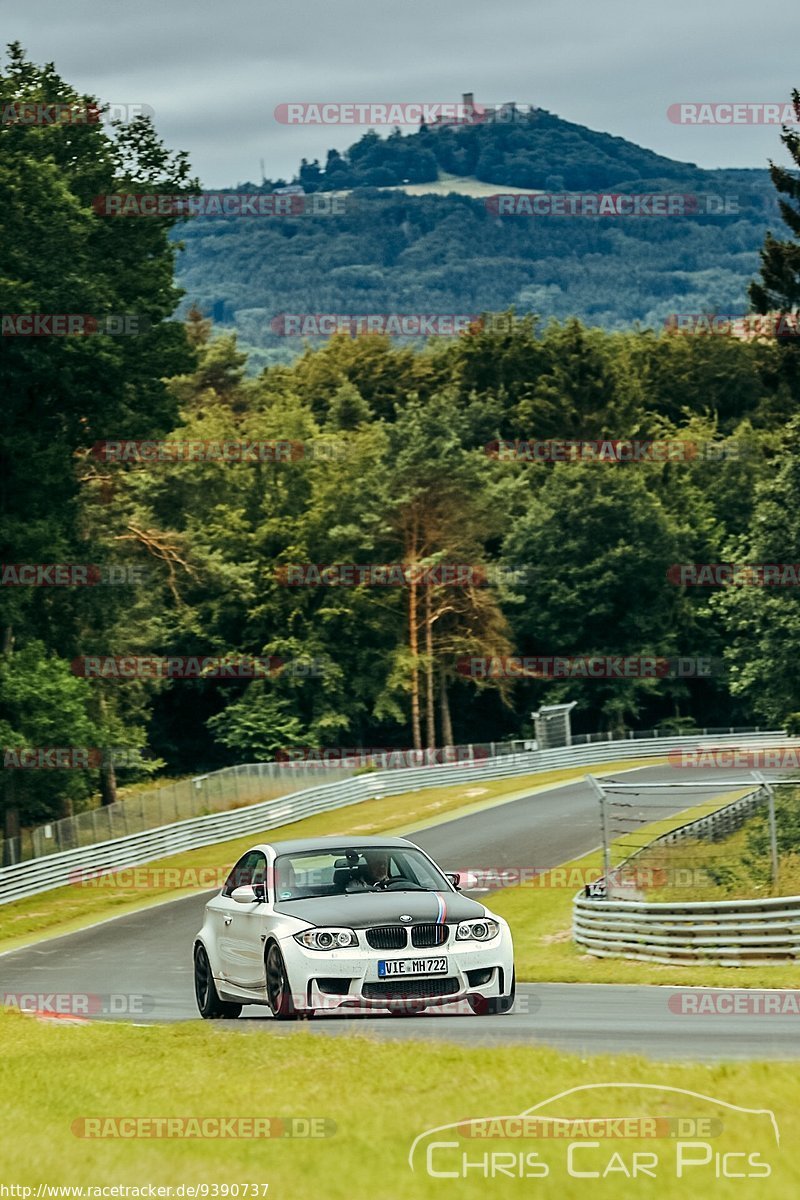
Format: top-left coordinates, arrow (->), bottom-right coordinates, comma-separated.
750,90 -> 800,322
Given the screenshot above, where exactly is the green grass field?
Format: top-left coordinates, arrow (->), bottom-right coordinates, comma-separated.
0,1007 -> 795,1198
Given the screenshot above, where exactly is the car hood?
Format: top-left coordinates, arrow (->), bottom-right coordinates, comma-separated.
272,890 -> 485,927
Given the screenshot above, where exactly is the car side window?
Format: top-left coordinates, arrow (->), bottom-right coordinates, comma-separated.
223,851 -> 265,897
250,853 -> 268,891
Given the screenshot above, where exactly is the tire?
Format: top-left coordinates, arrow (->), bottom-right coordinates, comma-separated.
194,944 -> 242,1019
468,969 -> 515,1016
265,942 -> 299,1021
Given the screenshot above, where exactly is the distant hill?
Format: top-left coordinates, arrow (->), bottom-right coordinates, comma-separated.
173,106 -> 780,369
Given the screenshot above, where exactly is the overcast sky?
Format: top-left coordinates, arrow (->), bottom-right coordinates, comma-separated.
5,0 -> 799,187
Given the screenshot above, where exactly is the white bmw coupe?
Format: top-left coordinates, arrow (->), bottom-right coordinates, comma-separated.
194,835 -> 515,1019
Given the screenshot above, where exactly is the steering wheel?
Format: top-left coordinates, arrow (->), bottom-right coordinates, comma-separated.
376,877 -> 425,891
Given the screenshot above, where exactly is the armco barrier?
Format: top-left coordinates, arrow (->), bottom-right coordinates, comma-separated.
573,893 -> 800,965
0,732 -> 784,906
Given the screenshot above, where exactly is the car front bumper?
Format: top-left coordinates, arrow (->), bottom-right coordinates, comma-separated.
279,927 -> 514,1011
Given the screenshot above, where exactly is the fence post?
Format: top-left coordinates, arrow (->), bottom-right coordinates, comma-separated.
753,771 -> 779,894
588,774 -> 611,888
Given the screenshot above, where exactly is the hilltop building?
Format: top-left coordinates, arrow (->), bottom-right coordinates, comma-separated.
427,92 -> 527,130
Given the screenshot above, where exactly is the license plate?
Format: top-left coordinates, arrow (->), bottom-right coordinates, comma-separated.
378,957 -> 447,977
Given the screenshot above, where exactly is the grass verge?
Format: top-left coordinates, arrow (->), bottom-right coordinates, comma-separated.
0,760 -> 654,955
0,1007 -> 793,1197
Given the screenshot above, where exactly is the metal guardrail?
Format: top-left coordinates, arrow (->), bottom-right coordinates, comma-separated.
573,893 -> 800,966
0,731 -> 783,907
574,756 -> 800,964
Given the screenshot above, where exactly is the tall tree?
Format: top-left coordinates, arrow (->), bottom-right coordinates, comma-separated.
501,463 -> 686,732
750,90 -> 800,321
712,415 -> 800,726
1,44 -> 195,834
384,395 -> 515,747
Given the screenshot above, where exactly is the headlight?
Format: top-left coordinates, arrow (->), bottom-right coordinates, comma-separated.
293,927 -> 358,950
455,918 -> 500,942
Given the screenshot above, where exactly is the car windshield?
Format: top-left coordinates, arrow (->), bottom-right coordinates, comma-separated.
273,846 -> 451,901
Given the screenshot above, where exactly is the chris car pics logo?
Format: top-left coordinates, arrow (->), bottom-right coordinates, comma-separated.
408,1084 -> 778,1180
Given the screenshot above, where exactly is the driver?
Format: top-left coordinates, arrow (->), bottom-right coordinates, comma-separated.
352,850 -> 391,889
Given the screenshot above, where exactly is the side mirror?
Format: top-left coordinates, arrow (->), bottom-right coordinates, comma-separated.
231,884 -> 266,904
445,872 -> 461,891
